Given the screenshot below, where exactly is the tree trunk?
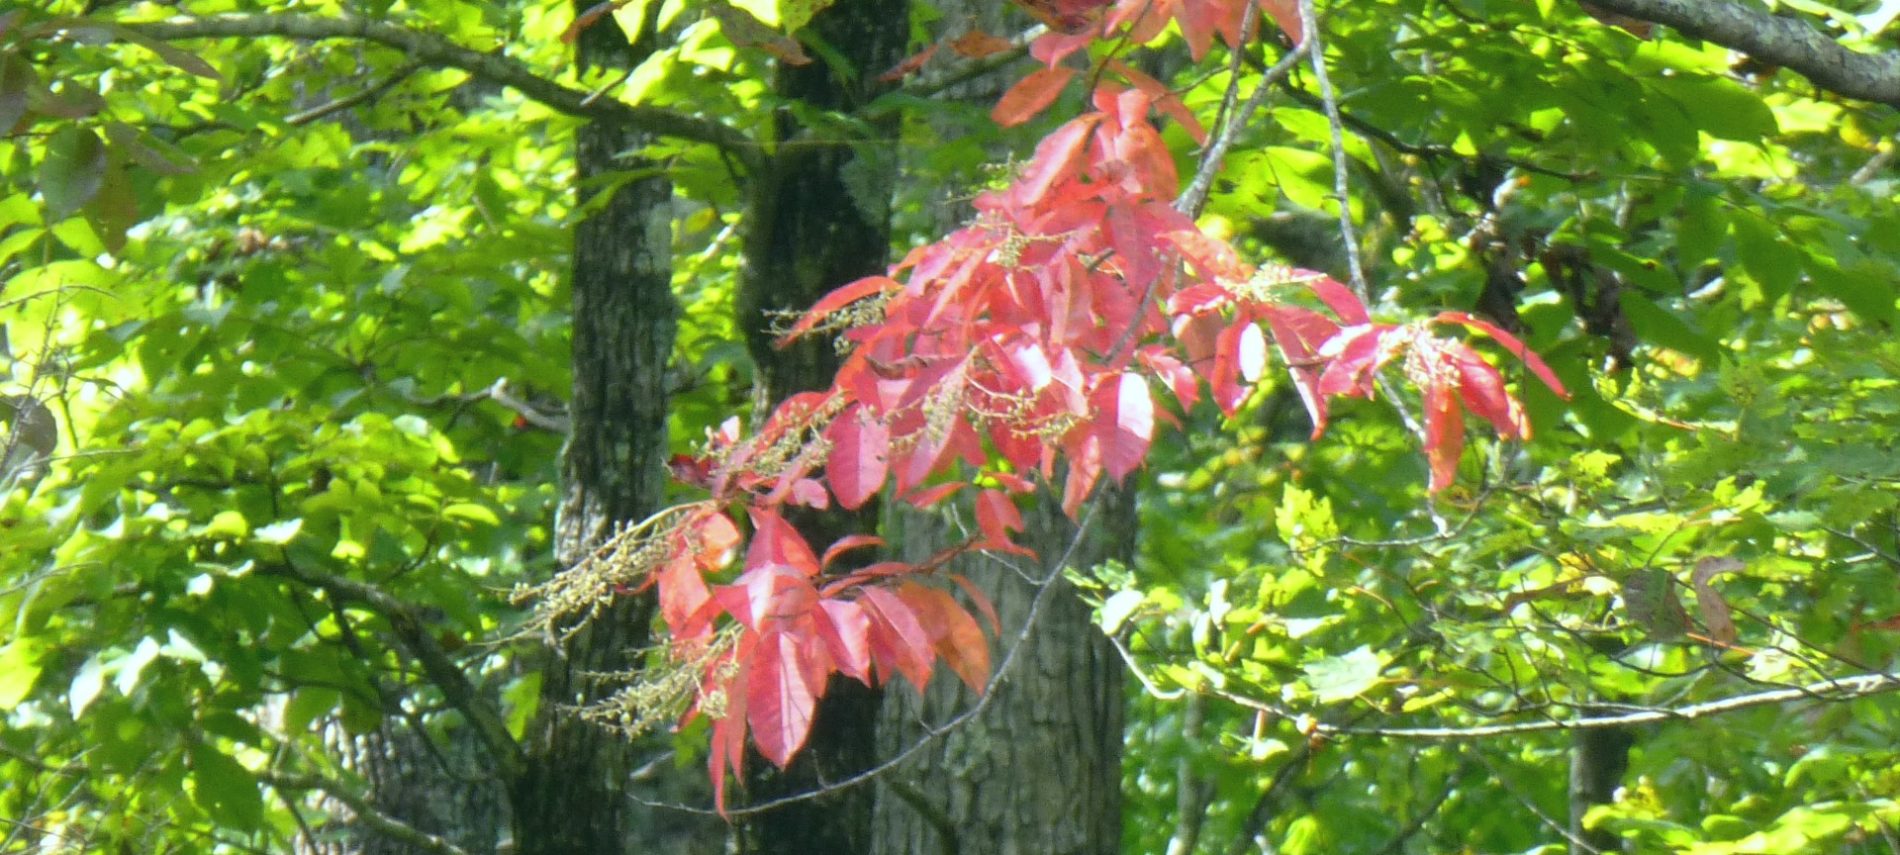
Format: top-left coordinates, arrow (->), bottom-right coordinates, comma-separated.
871,487 -> 1129,855
508,7 -> 679,853
732,0 -> 906,850
1569,715 -> 1633,854
867,2 -> 1130,843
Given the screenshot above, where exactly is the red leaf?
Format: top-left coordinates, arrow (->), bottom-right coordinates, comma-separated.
949,30 -> 1015,58
747,629 -> 823,768
1166,231 -> 1248,284
949,573 -> 1002,633
992,66 -> 1077,128
779,276 -> 898,346
905,480 -> 967,507
1435,311 -> 1569,399
877,44 -> 939,82
1094,372 -> 1154,481
975,489 -> 1033,554
816,599 -> 874,683
1308,274 -> 1369,325
1316,324 -> 1400,399
1105,59 -> 1205,144
861,586 -> 935,691
1447,345 -> 1527,439
1422,382 -> 1466,492
1258,0 -> 1305,45
1012,114 -> 1099,207
820,533 -> 886,571
1258,305 -> 1340,435
825,404 -> 890,510
706,647 -> 751,816
899,583 -> 991,693
746,508 -> 821,576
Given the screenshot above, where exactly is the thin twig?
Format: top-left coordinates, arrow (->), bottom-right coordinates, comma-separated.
286,61 -> 423,125
1175,43 -> 1309,218
1213,672 -> 1900,739
1299,0 -> 1369,297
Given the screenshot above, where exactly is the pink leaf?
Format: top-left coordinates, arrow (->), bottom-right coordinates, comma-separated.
1012,114 -> 1100,207
820,533 -> 886,571
898,583 -> 991,693
1436,311 -> 1569,399
861,586 -> 936,692
747,629 -> 822,768
825,404 -> 890,510
992,65 -> 1076,127
778,276 -> 897,345
746,508 -> 821,576
1094,372 -> 1154,480
816,599 -> 874,684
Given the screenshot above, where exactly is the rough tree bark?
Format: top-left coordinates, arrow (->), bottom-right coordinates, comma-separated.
866,4 -> 1130,845
507,6 -> 679,853
731,0 -> 906,850
871,490 -> 1131,855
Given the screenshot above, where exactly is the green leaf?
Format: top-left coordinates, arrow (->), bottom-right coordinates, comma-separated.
252,518 -> 303,545
188,742 -> 264,830
68,653 -> 105,716
442,502 -> 500,527
0,641 -> 42,707
112,636 -> 161,696
39,126 -> 107,220
203,510 -> 249,539
1303,646 -> 1386,703
0,52 -> 33,134
1098,589 -> 1144,635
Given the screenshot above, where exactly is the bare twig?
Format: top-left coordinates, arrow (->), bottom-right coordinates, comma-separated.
286,61 -> 424,126
1299,0 -> 1369,297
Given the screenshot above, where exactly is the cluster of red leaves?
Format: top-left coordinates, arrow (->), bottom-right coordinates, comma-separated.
614,0 -> 1566,814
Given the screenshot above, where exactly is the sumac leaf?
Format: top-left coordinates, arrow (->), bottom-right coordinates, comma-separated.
992,65 -> 1075,127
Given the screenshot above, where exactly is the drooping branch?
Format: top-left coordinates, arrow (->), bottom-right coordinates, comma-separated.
112,13 -> 760,166
1578,0 -> 1900,107
263,771 -> 474,855
261,562 -> 526,779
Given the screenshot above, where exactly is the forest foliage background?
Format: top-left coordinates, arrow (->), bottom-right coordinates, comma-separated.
3,0 -> 1900,852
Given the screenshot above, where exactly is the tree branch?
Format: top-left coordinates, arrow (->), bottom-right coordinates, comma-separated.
263,771 -> 474,855
111,13 -> 760,166
1272,672 -> 1900,739
262,562 -> 526,779
1579,0 -> 1900,107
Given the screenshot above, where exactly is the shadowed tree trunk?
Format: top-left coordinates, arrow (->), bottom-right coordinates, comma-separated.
732,0 -> 906,850
508,6 -> 679,853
